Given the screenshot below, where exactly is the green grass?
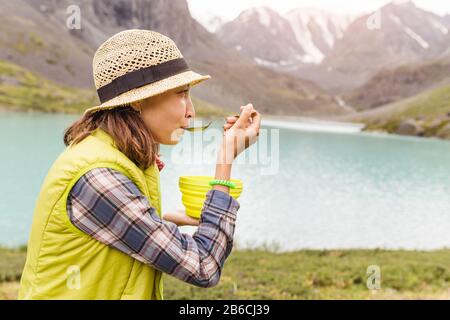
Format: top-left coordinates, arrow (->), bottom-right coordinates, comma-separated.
10,31 -> 45,54
358,84 -> 450,138
379,84 -> 450,123
0,60 -> 98,113
400,85 -> 450,118
2,247 -> 449,300
0,246 -> 27,283
0,59 -> 229,117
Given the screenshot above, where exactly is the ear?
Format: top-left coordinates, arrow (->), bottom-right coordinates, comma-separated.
130,101 -> 142,113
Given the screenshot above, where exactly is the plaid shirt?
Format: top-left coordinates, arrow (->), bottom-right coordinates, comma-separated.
66,167 -> 240,288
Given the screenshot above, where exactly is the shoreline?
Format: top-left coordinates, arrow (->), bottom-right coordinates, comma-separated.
0,104 -> 81,115
2,105 -> 448,141
262,116 -> 365,133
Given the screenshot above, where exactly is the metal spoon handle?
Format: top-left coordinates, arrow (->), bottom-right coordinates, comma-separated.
184,121 -> 212,132
184,111 -> 256,132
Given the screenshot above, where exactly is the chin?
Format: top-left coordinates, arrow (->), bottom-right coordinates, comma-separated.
164,139 -> 180,146
160,137 -> 183,146
163,128 -> 185,145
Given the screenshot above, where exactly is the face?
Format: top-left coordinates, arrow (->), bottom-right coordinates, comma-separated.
132,84 -> 195,145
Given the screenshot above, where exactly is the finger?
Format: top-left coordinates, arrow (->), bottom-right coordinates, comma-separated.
248,111 -> 261,133
235,104 -> 254,128
223,123 -> 233,130
240,103 -> 254,112
225,118 -> 237,126
226,116 -> 238,122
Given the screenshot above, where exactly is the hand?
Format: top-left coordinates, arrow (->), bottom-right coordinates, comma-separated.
219,103 -> 261,164
163,209 -> 199,227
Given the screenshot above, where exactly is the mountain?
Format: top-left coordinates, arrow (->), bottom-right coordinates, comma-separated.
343,55 -> 450,111
217,7 -> 304,66
0,0 -> 346,117
216,6 -> 353,67
0,59 -> 97,113
320,1 -> 450,92
339,82 -> 450,139
196,14 -> 227,33
434,26 -> 450,58
285,8 -> 353,64
211,1 -> 450,95
0,0 -> 94,88
22,0 -> 242,64
189,8 -> 229,33
443,14 -> 450,26
212,5 -> 357,95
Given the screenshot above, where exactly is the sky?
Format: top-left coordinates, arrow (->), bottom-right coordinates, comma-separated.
187,0 -> 450,20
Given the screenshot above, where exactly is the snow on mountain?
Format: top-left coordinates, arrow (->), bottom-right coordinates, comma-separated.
285,8 -> 353,64
188,8 -> 229,33
192,1 -> 450,95
319,0 -> 450,92
214,6 -> 354,66
216,6 -> 304,65
389,14 -> 429,49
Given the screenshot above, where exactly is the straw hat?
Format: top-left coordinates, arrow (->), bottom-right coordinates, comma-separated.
84,29 -> 211,115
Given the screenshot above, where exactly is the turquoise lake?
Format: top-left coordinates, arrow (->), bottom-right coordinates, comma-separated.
1,111 -> 450,251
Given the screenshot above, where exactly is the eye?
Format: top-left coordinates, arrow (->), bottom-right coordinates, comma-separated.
177,89 -> 189,97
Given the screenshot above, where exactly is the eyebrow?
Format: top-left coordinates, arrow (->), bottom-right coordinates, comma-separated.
177,86 -> 190,92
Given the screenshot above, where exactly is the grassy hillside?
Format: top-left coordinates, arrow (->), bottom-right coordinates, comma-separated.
344,58 -> 450,111
0,60 -> 228,117
0,60 -> 98,113
343,83 -> 450,139
2,246 -> 449,300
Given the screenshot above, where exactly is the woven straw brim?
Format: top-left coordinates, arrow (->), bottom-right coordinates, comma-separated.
84,70 -> 211,115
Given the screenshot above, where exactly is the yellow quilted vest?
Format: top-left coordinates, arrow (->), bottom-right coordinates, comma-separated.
18,128 -> 164,299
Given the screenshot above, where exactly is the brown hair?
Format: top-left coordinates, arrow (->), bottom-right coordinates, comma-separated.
63,106 -> 159,170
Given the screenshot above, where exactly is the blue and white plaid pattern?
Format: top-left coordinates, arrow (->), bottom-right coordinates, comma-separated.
67,167 -> 240,288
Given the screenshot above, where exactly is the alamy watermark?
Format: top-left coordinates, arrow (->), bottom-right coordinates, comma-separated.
66,5 -> 81,30
170,121 -> 280,175
66,265 -> 82,290
366,265 -> 381,290
366,10 -> 381,30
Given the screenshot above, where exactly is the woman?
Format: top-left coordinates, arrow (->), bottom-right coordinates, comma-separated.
18,29 -> 260,299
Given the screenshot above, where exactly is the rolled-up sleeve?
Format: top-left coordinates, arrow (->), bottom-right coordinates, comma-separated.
66,167 -> 240,288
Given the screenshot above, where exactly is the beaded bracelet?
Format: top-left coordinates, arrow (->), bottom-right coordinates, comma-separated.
209,179 -> 236,189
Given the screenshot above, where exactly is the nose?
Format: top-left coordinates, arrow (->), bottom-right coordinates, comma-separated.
186,97 -> 195,119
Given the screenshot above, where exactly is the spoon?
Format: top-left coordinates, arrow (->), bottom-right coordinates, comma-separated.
183,121 -> 213,132
184,113 -> 253,132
